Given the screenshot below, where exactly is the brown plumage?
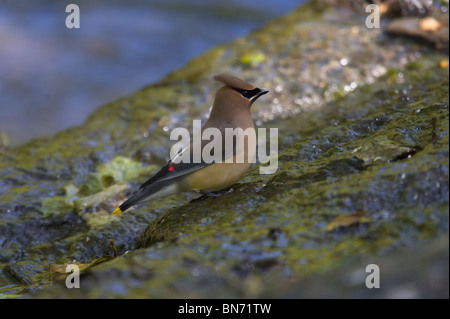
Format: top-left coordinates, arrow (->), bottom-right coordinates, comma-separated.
213,74 -> 254,90
113,74 -> 268,215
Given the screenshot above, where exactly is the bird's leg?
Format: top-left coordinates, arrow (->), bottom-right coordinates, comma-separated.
198,188 -> 234,198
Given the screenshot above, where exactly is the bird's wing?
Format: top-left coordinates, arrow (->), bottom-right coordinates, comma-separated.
139,158 -> 207,190
139,127 -> 239,189
114,127 -> 248,215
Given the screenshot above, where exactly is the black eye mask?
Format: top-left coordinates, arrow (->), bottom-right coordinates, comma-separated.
232,87 -> 265,100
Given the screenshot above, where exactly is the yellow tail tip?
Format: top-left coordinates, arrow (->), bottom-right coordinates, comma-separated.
113,207 -> 123,216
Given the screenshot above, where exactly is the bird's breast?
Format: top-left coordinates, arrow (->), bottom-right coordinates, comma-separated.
183,161 -> 251,192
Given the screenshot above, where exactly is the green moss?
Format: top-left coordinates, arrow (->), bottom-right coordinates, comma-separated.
0,0 -> 448,298
41,197 -> 74,218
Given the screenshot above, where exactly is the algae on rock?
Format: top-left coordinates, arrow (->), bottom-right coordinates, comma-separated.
0,0 -> 448,298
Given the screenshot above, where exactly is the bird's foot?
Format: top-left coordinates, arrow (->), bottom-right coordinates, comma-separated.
198,188 -> 234,198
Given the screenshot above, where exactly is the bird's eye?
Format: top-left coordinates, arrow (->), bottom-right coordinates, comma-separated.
232,87 -> 261,99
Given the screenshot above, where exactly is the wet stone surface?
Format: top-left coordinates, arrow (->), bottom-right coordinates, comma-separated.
0,1 -> 448,297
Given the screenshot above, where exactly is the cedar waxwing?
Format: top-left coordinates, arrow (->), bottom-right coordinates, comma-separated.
113,74 -> 268,215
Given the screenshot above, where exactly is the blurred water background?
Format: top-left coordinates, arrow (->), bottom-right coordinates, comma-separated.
0,0 -> 304,147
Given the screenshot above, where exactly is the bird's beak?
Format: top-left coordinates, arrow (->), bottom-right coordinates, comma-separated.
250,88 -> 269,106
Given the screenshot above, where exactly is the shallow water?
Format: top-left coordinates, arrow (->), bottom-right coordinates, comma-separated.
0,0 -> 304,147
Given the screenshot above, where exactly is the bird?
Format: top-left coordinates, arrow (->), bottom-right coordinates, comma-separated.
113,74 -> 268,216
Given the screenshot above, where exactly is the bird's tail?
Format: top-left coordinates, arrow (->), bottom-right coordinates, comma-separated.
113,181 -> 177,216
113,189 -> 148,215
